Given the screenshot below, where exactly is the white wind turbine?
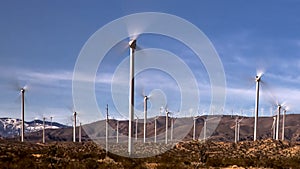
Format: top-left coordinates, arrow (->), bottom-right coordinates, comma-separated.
135,115 -> 138,141
143,96 -> 148,143
116,120 -> 119,143
275,104 -> 281,140
73,111 -> 77,142
193,110 -> 202,141
165,107 -> 170,144
201,116 -> 218,141
20,87 -> 26,142
105,104 -> 109,154
253,70 -> 263,141
42,117 -> 46,143
193,116 -> 197,140
234,115 -> 244,143
138,87 -> 167,143
154,116 -> 158,143
273,101 -> 285,141
8,77 -> 30,142
269,106 -> 277,139
13,83 -> 29,142
128,39 -> 136,155
272,116 -> 276,139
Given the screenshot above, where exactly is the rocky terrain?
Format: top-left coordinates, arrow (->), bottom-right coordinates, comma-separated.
0,138 -> 299,168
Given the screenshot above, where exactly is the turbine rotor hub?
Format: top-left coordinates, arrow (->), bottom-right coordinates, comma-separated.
129,39 -> 136,49
255,75 -> 261,82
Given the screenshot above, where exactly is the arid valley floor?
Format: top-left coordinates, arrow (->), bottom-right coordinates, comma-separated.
0,139 -> 299,169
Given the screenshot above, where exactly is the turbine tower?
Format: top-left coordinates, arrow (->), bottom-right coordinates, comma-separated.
43,117 -> 45,143
234,116 -> 238,143
128,39 -> 136,155
165,109 -> 169,144
116,120 -> 119,143
154,116 -> 158,143
135,115 -> 138,141
272,116 -> 276,139
276,105 -> 281,140
203,117 -> 217,141
203,119 -> 207,141
234,116 -> 243,143
79,122 -> 82,143
73,111 -> 77,142
237,119 -> 241,142
254,74 -> 262,141
106,104 -> 109,154
193,116 -> 198,140
143,96 -> 148,143
20,87 -> 25,142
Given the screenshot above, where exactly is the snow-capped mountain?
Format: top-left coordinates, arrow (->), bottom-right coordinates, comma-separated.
0,117 -> 67,138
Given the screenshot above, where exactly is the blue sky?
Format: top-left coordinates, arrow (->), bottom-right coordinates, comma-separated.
0,1 -> 300,124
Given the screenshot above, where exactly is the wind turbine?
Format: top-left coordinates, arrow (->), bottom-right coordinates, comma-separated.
234,115 -> 244,143
139,88 -> 166,143
254,71 -> 263,141
203,119 -> 207,141
165,108 -> 170,144
128,39 -> 136,156
135,115 -> 138,141
19,86 -> 28,142
275,103 -> 284,140
106,104 -> 109,154
193,110 -> 202,141
272,116 -> 276,139
116,120 -> 119,143
43,117 -> 46,143
154,116 -> 158,143
73,111 -> 77,142
202,116 -> 218,141
143,96 -> 148,143
193,116 -> 197,140
79,122 -> 82,143
234,116 -> 238,143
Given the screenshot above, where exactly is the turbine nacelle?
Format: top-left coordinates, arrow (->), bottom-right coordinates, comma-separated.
129,39 -> 136,49
144,96 -> 149,101
283,105 -> 289,112
20,85 -> 28,93
276,102 -> 286,110
277,104 -> 281,109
